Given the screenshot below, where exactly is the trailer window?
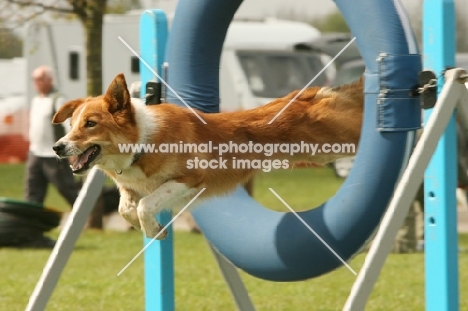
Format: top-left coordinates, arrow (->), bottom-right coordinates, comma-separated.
238,51 -> 327,98
267,56 -> 308,96
131,56 -> 140,73
69,51 -> 79,80
239,56 -> 265,93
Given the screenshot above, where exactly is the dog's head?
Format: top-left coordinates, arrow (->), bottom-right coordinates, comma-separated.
52,73 -> 139,174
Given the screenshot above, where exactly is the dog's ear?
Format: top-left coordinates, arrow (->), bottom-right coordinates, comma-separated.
105,73 -> 131,114
52,99 -> 85,124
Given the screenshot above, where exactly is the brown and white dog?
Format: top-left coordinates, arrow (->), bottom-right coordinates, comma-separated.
52,73 -> 363,239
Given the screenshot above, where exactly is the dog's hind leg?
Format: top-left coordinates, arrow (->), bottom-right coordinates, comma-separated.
137,181 -> 200,239
118,188 -> 142,230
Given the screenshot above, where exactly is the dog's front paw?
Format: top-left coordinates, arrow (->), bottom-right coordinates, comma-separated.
137,200 -> 168,239
142,223 -> 168,240
118,193 -> 141,230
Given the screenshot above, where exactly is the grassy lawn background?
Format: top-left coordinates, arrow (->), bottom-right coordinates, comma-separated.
0,164 -> 467,310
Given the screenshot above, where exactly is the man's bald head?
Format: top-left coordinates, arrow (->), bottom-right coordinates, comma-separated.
32,65 -> 55,96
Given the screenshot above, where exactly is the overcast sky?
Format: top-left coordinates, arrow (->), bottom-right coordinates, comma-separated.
142,0 -> 338,19
144,0 -> 467,21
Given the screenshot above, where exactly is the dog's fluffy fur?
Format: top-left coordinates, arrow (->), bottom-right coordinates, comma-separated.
52,73 -> 363,238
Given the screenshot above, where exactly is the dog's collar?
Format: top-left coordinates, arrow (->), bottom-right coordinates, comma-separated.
115,152 -> 144,175
131,152 -> 144,165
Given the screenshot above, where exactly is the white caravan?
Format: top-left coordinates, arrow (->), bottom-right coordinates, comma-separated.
24,13 -> 325,111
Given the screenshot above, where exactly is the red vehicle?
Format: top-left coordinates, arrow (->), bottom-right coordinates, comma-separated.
0,95 -> 29,163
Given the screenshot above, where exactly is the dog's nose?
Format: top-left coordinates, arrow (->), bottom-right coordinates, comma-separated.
52,143 -> 65,154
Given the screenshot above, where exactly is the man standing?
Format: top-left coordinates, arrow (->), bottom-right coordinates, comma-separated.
25,65 -> 78,207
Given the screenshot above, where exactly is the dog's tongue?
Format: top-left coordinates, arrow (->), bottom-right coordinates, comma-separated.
72,147 -> 95,171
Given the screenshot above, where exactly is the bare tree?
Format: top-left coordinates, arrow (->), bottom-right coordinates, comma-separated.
310,10 -> 350,33
4,0 -> 108,96
0,23 -> 23,58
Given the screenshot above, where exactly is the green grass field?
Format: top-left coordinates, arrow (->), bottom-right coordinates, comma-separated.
0,164 -> 467,310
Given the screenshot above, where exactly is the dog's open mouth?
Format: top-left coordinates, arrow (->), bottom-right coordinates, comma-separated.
71,145 -> 101,174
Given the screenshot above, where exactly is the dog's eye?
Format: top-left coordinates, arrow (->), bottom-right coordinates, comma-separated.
85,120 -> 97,128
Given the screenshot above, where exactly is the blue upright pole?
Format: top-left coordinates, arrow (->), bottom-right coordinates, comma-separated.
423,1 -> 459,310
139,10 -> 174,311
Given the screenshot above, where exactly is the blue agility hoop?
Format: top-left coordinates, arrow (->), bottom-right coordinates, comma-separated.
165,0 -> 421,281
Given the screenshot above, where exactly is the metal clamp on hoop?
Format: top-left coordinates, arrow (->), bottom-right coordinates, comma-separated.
145,81 -> 162,105
410,70 -> 437,109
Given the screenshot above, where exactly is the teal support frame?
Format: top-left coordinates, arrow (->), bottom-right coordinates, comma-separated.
423,0 -> 459,310
139,10 -> 174,311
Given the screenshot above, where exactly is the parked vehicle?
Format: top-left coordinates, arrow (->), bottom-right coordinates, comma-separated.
220,18 -> 328,111
24,14 -> 326,112
0,58 -> 28,163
